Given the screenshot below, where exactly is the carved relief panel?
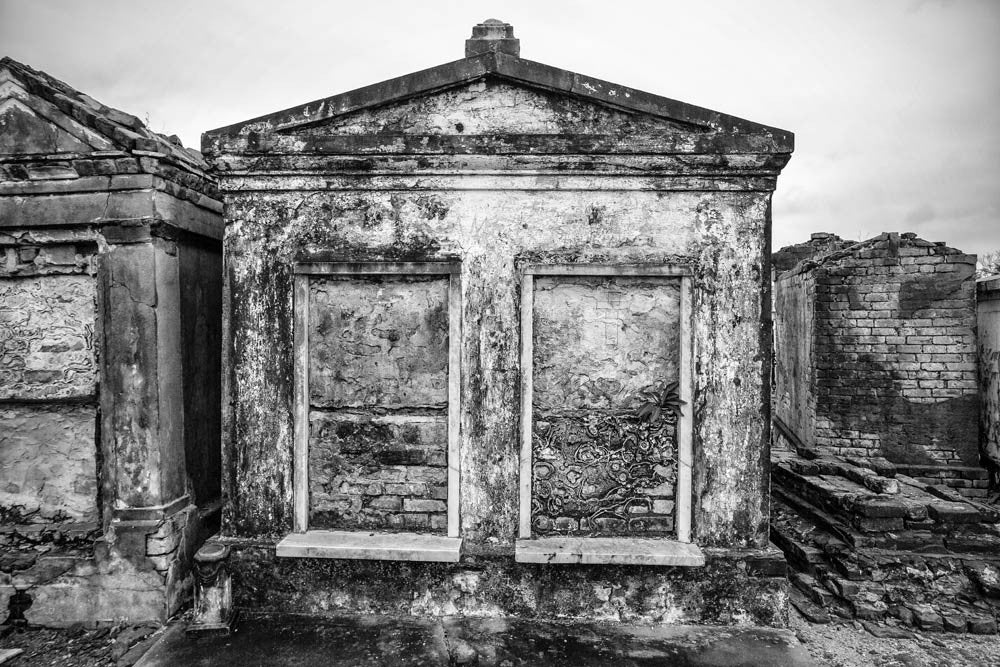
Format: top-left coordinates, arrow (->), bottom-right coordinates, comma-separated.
520,266 -> 693,541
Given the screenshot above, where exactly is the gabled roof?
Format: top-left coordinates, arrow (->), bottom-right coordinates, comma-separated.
203,30 -> 793,154
0,57 -> 209,174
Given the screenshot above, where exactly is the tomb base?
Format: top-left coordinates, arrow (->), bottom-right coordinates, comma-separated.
214,537 -> 789,626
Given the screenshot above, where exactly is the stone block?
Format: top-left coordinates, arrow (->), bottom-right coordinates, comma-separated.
853,498 -> 910,519
402,499 -> 446,513
367,496 -> 402,511
401,514 -> 429,529
968,616 -> 998,634
942,613 -> 968,633
406,467 -> 448,484
830,576 -> 859,599
384,483 -> 428,496
852,517 -> 904,532
964,561 -> 1000,598
910,605 -> 943,631
928,502 -> 981,524
948,533 -> 1000,554
851,601 -> 885,621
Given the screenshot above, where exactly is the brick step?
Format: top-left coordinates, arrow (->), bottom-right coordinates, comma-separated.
772,498 -> 1000,633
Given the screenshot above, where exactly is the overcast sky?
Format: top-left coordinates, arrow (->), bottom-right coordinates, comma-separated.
2,0 -> 998,257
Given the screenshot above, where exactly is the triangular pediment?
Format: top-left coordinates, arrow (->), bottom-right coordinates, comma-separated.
290,76 -> 699,137
205,51 -> 793,154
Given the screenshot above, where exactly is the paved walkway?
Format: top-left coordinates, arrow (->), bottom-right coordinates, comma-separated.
136,614 -> 813,666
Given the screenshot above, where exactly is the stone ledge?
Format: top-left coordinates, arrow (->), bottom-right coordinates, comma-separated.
275,530 -> 462,563
514,537 -> 705,566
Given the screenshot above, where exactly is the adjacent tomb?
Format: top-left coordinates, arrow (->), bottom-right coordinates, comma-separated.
0,58 -> 222,625
202,20 -> 794,623
773,233 -> 984,494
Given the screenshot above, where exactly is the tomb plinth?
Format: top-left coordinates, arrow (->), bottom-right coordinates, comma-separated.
203,21 -> 794,624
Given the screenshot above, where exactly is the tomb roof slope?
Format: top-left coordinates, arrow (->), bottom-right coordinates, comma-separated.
0,56 -> 211,176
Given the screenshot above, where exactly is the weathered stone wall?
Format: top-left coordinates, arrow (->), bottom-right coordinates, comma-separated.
216,188 -> 775,548
979,276 -> 1000,479
222,541 -> 788,625
0,264 -> 99,522
773,233 -> 979,467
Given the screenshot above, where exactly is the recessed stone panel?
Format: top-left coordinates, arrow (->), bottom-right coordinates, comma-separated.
0,274 -> 96,400
308,276 -> 449,409
0,404 -> 98,521
531,275 -> 681,537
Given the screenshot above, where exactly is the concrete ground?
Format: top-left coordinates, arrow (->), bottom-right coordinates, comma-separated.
134,614 -> 813,667
5,610 -> 998,666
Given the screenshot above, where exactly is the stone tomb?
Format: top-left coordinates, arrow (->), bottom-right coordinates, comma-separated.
203,21 -> 794,623
0,58 -> 223,626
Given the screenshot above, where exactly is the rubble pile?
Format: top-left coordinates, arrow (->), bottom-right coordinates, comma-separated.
771,450 -> 1000,633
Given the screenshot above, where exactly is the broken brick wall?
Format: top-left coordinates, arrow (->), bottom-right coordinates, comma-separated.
774,233 -> 979,468
771,232 -> 856,276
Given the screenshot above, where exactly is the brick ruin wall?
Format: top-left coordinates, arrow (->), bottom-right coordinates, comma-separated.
774,234 -> 980,472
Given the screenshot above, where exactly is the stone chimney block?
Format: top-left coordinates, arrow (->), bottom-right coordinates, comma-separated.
465,19 -> 520,58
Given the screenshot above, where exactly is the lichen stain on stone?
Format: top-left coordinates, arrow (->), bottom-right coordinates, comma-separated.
223,218 -> 295,536
689,195 -> 771,548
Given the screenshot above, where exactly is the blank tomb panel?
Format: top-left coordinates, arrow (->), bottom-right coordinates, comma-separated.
301,272 -> 455,534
